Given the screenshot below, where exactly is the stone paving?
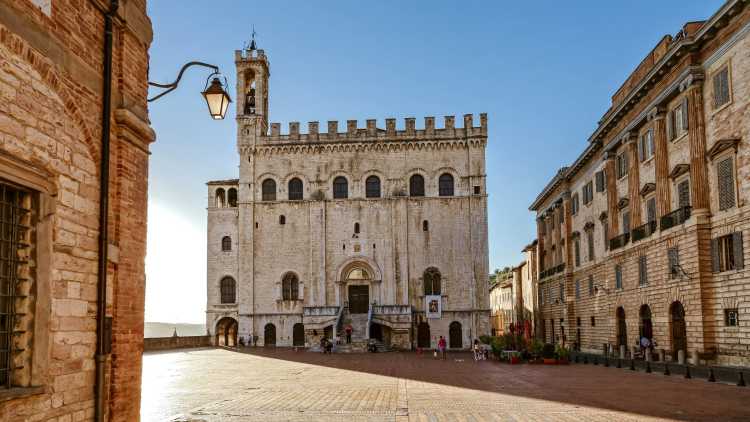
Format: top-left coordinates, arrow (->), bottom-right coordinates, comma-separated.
141,347 -> 750,422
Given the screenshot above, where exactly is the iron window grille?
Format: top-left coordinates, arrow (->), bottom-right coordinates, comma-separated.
365,176 -> 381,198
438,173 -> 454,196
332,177 -> 348,199
220,277 -> 236,303
1,182 -> 33,388
288,178 -> 303,201
409,175 -> 425,197
261,179 -> 276,201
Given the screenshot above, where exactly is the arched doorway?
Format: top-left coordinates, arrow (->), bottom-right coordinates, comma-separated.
293,323 -> 305,347
215,317 -> 238,347
344,266 -> 371,314
449,321 -> 462,348
370,323 -> 383,342
670,301 -> 687,358
616,307 -> 627,347
264,323 -> 276,347
417,322 -> 430,348
639,304 -> 653,341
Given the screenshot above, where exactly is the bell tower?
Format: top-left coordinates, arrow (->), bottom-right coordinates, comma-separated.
235,35 -> 269,146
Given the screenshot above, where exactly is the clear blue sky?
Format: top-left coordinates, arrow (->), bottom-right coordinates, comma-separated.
144,0 -> 723,323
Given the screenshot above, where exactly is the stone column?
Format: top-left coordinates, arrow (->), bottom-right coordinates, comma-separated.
536,217 -> 545,270
562,192 -> 572,269
555,203 -> 563,264
651,107 -> 671,216
604,152 -> 619,236
625,132 -> 642,228
684,78 -> 710,213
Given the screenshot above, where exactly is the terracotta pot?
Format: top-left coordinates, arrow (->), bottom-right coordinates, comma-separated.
510,356 -> 520,364
543,358 -> 557,365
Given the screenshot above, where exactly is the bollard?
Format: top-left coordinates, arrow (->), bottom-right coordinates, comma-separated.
685,365 -> 692,379
738,372 -> 746,387
617,358 -> 622,368
645,361 -> 652,373
629,359 -> 636,371
663,363 -> 670,376
708,368 -> 716,382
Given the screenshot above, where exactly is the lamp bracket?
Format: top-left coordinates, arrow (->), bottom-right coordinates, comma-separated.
148,61 -> 220,102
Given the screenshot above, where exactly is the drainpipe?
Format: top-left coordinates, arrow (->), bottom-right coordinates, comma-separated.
95,1 -> 118,421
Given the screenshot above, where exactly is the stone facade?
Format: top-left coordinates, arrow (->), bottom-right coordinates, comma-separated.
0,1 -> 154,421
489,242 -> 538,337
206,47 -> 490,351
531,0 -> 750,367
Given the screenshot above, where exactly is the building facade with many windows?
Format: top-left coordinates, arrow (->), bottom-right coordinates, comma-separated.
206,47 -> 490,351
531,0 -> 750,366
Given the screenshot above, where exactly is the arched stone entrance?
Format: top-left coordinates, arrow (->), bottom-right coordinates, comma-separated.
616,307 -> 627,347
417,322 -> 430,348
215,317 -> 238,347
449,321 -> 462,349
639,304 -> 653,341
340,262 -> 376,313
264,323 -> 276,347
293,323 -> 305,346
670,301 -> 687,358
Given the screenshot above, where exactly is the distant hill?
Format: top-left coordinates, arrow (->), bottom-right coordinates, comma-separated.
145,322 -> 206,338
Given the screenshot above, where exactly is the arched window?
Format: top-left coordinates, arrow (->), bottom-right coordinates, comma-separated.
333,176 -> 348,199
262,179 -> 276,201
220,277 -> 236,304
221,236 -> 231,251
282,273 -> 299,300
288,178 -> 303,201
438,173 -> 454,196
409,174 -> 425,197
422,220 -> 429,232
227,187 -> 238,207
365,175 -> 381,198
423,267 -> 441,295
215,188 -> 226,208
279,215 -> 286,225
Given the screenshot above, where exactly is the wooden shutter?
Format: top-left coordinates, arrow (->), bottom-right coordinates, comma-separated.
681,97 -> 689,131
647,198 -> 656,223
711,237 -> 721,273
638,136 -> 645,162
668,247 -> 679,279
733,231 -> 744,270
678,180 -> 690,208
595,171 -> 604,192
718,158 -> 736,210
713,71 -> 722,108
666,110 -> 674,140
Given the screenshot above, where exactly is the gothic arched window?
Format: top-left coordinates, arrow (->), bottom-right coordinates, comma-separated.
262,179 -> 276,201
220,277 -> 236,304
333,176 -> 348,199
423,267 -> 441,295
438,173 -> 454,196
288,178 -> 303,201
227,188 -> 238,207
221,236 -> 231,251
365,175 -> 381,198
282,273 -> 299,300
410,174 -> 425,197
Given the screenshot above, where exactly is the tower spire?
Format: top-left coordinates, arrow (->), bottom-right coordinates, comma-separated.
248,25 -> 257,51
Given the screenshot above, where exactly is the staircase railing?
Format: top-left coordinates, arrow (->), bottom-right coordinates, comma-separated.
366,303 -> 373,340
334,305 -> 345,341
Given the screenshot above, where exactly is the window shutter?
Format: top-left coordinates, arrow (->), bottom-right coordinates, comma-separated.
711,237 -> 721,273
733,231 -> 744,270
595,171 -> 603,192
717,158 -> 736,211
668,247 -> 679,278
667,111 -> 673,140
713,72 -> 722,108
648,131 -> 655,158
647,198 -> 656,223
681,97 -> 689,131
678,180 -> 690,208
638,136 -> 644,162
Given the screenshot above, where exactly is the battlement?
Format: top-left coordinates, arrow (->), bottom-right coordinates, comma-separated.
235,48 -> 268,62
263,114 -> 487,143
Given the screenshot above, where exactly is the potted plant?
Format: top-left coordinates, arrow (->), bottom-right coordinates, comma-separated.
555,344 -> 570,365
529,339 -> 544,364
542,343 -> 557,365
509,350 -> 521,364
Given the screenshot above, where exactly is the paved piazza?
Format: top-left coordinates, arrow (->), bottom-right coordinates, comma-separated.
142,348 -> 750,422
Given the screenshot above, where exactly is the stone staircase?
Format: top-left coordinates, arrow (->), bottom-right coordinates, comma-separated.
336,310 -> 369,353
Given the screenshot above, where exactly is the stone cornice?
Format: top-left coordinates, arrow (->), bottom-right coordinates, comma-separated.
240,137 -> 485,157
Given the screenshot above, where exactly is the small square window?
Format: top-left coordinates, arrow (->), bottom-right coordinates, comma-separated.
474,185 -> 481,195
725,309 -> 739,327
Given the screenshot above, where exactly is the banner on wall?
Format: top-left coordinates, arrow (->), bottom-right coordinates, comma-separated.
425,295 -> 441,319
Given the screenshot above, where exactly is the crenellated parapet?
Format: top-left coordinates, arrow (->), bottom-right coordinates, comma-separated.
264,114 -> 487,144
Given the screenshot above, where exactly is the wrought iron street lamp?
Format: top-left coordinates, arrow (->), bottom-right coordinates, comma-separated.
148,61 -> 232,119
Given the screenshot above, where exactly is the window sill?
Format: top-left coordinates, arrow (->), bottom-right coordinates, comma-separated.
0,386 -> 45,403
711,100 -> 732,116
670,132 -> 688,144
641,156 -> 654,166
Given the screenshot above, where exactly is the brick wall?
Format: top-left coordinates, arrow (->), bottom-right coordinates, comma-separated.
0,1 -> 154,421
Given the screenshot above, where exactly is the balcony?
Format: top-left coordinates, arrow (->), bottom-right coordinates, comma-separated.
609,232 -> 630,251
631,221 -> 657,242
372,305 -> 412,315
303,306 -> 339,316
539,263 -> 565,280
660,206 -> 692,231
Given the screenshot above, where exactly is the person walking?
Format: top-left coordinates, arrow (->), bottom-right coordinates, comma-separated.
473,339 -> 481,361
345,324 -> 353,344
438,336 -> 447,360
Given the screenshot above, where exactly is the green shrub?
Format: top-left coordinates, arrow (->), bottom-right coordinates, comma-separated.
555,344 -> 570,360
479,335 -> 491,345
529,339 -> 544,357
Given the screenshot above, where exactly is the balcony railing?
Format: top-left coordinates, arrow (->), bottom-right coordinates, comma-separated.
609,232 -> 630,251
303,306 -> 339,316
631,221 -> 657,242
372,305 -> 412,315
539,263 -> 565,280
660,206 -> 692,231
